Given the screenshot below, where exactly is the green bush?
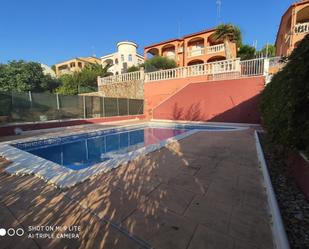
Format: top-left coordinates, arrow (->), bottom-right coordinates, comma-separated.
260,34 -> 309,156
144,56 -> 177,72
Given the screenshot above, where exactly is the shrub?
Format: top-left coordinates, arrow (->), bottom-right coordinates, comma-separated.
260,34 -> 309,156
127,65 -> 140,72
144,56 -> 177,72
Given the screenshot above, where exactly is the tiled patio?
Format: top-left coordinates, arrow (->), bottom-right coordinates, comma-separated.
0,127 -> 274,249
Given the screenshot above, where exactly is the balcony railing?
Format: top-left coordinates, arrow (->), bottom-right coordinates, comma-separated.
187,44 -> 225,57
294,22 -> 309,34
207,44 -> 225,54
187,48 -> 205,57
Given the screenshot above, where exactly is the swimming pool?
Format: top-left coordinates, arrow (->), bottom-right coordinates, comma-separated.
15,127 -> 189,170
1,122 -> 242,188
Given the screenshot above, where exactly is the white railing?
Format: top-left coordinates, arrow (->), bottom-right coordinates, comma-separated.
98,71 -> 141,85
187,48 -> 205,57
239,58 -> 265,76
98,58 -> 268,86
294,22 -> 309,34
207,44 -> 225,54
145,58 -> 241,82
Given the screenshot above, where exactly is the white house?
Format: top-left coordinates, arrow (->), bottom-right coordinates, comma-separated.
101,41 -> 144,75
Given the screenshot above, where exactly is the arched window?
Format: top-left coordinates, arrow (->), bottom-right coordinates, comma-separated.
121,54 -> 124,61
128,54 -> 132,61
115,58 -> 118,64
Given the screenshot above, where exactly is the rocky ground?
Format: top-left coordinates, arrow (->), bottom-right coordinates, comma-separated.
259,133 -> 309,249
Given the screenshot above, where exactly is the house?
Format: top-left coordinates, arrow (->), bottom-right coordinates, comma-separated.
101,41 -> 144,75
275,0 -> 309,56
55,56 -> 101,77
144,28 -> 237,67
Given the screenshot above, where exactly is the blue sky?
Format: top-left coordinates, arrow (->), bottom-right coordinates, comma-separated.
0,0 -> 294,66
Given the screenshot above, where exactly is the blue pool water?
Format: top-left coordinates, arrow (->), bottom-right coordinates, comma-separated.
16,127 -> 188,170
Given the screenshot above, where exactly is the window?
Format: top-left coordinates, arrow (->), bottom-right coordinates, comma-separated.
121,54 -> 124,61
128,54 -> 132,61
115,58 -> 118,64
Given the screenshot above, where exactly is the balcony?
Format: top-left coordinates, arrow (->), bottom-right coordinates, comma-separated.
294,22 -> 309,34
187,44 -> 225,58
207,44 -> 225,54
187,48 -> 205,57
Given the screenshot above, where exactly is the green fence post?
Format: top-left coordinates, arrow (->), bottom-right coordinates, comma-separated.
102,97 -> 105,117
127,98 -> 129,116
117,98 -> 119,116
83,96 -> 86,119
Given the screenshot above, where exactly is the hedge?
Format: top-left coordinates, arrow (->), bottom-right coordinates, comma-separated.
260,34 -> 309,156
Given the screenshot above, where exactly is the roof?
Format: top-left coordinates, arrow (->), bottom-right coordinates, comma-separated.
144,28 -> 216,49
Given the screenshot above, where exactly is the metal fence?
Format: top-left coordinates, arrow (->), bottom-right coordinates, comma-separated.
0,91 -> 144,124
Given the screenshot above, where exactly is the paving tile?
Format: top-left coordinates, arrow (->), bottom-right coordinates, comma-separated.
123,208 -> 197,249
187,224 -> 234,249
79,222 -> 142,249
205,179 -> 244,207
184,195 -> 232,233
241,188 -> 269,213
0,202 -> 39,249
233,238 -> 259,249
146,183 -> 196,215
75,188 -> 142,224
2,176 -> 62,220
0,174 -> 44,199
229,207 -> 273,249
168,172 -> 208,195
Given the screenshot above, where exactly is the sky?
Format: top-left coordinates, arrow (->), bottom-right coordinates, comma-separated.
0,0 -> 295,66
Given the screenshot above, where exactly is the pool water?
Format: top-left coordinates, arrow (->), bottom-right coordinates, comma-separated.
22,127 -> 188,170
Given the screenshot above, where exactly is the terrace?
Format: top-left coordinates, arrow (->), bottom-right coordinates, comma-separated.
0,121 -> 276,249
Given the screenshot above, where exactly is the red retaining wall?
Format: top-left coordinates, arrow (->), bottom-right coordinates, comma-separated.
288,153 -> 309,201
0,115 -> 145,137
144,75 -> 212,119
148,76 -> 265,124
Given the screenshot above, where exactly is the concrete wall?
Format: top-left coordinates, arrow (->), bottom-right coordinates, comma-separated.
145,76 -> 265,124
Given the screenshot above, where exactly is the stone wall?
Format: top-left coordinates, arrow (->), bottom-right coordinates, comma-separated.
81,80 -> 143,99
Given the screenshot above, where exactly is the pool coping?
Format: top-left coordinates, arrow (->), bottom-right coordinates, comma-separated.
0,121 -> 247,189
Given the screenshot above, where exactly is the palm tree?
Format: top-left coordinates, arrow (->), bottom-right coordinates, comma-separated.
211,23 -> 242,59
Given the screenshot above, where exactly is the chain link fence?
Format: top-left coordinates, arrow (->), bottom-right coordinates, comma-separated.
0,91 -> 144,124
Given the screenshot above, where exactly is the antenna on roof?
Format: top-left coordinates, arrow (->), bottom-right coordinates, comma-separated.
216,0 -> 221,24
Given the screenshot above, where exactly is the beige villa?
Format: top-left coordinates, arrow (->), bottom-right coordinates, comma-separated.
54,56 -> 101,77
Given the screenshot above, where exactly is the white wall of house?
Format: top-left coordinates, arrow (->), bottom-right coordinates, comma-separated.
101,41 -> 144,75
